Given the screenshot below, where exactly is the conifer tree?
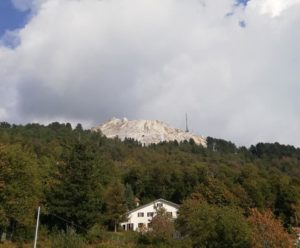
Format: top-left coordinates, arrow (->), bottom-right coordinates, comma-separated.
125,184 -> 135,210
46,143 -> 103,230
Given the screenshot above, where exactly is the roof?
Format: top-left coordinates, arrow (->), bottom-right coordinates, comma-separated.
127,198 -> 179,215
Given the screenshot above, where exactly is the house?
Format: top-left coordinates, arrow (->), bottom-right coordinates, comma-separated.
120,198 -> 179,231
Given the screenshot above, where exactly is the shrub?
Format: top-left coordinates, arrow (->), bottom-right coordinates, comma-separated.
50,228 -> 87,248
86,224 -> 105,244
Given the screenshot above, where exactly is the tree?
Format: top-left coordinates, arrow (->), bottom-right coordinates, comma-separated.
194,177 -> 238,207
148,207 -> 175,244
206,137 -> 237,153
124,184 -> 135,210
0,122 -> 11,128
46,143 -> 103,230
103,181 -> 127,232
75,123 -> 83,132
238,165 -> 271,209
248,208 -> 294,248
177,199 -> 250,248
0,144 -> 41,240
272,175 -> 299,226
138,207 -> 176,246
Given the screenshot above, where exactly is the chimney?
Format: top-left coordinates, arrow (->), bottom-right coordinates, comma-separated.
134,197 -> 140,207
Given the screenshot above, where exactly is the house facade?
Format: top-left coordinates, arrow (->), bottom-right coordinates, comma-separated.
121,198 -> 179,231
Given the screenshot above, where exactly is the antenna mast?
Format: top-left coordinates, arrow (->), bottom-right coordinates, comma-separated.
185,113 -> 189,132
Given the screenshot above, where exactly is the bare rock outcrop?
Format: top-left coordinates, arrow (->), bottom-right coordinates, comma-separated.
92,118 -> 206,147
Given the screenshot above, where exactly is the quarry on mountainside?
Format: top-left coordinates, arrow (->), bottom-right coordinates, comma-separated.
91,117 -> 207,147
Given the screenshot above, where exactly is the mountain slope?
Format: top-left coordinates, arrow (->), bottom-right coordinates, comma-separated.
92,118 -> 206,146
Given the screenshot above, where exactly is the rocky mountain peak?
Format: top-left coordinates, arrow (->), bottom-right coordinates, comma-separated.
92,118 -> 206,147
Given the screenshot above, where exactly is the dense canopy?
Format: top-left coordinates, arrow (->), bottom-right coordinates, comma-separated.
0,122 -> 299,247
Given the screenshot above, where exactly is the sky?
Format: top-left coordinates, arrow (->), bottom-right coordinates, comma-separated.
0,1 -> 28,37
0,0 -> 300,147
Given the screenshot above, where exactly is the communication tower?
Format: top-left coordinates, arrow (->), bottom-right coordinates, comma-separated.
185,113 -> 189,133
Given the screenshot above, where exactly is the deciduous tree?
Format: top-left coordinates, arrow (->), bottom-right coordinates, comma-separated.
0,144 -> 40,239
177,198 -> 250,248
103,181 -> 127,232
248,208 -> 294,248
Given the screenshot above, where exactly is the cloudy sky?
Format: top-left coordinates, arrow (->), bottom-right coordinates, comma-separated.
0,0 -> 300,147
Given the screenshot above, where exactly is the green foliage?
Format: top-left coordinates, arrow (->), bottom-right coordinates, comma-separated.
177,200 -> 251,248
206,137 -> 237,153
194,177 -> 239,206
0,122 -> 300,245
50,228 -> 87,248
86,224 -> 105,244
125,184 -> 135,210
0,144 -> 41,239
250,142 -> 300,159
46,143 -> 104,230
103,181 -> 128,232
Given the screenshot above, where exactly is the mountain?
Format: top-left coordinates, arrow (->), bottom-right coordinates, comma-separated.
91,117 -> 206,146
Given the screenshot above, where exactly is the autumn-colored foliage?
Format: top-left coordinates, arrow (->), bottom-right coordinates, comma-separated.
248,208 -> 294,248
148,207 -> 175,242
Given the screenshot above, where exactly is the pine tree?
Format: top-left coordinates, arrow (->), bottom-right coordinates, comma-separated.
46,143 -> 103,230
125,184 -> 135,210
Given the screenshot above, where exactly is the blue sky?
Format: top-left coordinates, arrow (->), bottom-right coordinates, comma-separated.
237,0 -> 249,6
0,0 -> 29,37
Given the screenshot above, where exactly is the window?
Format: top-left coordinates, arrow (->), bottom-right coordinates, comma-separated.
127,223 -> 134,230
147,212 -> 154,217
157,203 -> 163,207
137,212 -> 144,217
167,212 -> 173,217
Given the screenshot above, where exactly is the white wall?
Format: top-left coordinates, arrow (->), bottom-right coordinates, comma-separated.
121,200 -> 179,231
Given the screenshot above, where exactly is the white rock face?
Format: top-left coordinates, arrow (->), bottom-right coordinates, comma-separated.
92,118 -> 206,147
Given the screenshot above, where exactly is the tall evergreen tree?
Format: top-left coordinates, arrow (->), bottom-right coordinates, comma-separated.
46,143 -> 103,230
124,184 -> 135,210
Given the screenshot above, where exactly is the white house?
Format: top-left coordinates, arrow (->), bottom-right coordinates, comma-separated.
120,198 -> 179,231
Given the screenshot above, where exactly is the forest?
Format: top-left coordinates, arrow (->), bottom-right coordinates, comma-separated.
0,121 -> 299,247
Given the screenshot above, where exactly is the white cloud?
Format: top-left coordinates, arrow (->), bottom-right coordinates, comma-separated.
0,108 -> 8,120
1,0 -> 300,146
249,0 -> 300,17
11,0 -> 48,12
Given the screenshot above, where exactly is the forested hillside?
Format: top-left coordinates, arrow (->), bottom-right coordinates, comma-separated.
0,122 -> 299,247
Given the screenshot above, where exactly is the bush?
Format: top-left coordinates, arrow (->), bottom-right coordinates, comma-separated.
137,233 -> 152,245
50,228 -> 87,248
177,200 -> 251,248
86,224 -> 105,244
